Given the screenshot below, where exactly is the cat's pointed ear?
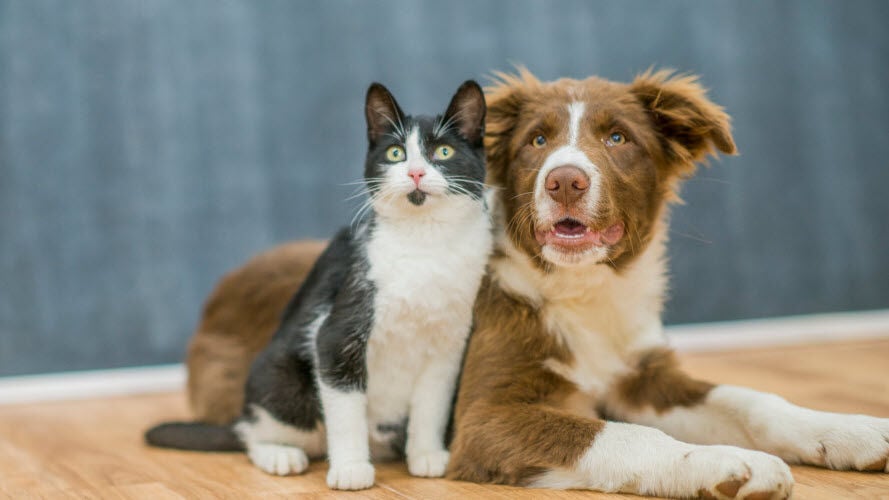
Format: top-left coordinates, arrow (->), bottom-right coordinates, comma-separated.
365,83 -> 406,145
442,80 -> 486,147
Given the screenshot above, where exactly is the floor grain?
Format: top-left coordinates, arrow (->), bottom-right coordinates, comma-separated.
1,339 -> 888,499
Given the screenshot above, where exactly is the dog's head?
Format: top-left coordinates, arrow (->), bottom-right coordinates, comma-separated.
485,68 -> 736,269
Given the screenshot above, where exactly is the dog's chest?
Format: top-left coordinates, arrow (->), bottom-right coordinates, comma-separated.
363,215 -> 490,425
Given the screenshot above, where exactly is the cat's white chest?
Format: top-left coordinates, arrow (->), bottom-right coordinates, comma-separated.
362,209 -> 491,431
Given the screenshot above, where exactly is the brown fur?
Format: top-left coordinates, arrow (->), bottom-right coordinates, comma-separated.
186,240 -> 326,424
447,69 -> 735,484
484,68 -> 734,271
446,274 -> 604,485
615,348 -> 715,413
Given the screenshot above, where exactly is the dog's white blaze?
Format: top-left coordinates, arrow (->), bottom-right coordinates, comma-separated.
567,101 -> 585,146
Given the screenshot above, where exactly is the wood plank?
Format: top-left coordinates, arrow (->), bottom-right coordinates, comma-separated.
1,339 -> 888,498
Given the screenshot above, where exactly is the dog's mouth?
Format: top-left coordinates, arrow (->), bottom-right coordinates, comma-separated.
535,218 -> 624,250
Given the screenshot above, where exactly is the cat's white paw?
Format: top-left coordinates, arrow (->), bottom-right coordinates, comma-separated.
685,446 -> 793,499
407,449 -> 450,477
247,443 -> 309,476
326,461 -> 375,490
795,415 -> 889,472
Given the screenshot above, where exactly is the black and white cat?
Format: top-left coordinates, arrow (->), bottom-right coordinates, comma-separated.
146,81 -> 492,490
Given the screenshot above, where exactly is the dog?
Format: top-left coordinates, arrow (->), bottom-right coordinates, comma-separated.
182,70 -> 889,498
443,69 -> 889,498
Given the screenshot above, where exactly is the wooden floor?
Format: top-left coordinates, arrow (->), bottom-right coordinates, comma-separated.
1,339 -> 888,499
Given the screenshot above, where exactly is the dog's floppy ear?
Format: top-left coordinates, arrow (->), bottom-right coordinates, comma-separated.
630,70 -> 736,177
484,67 -> 539,186
365,82 -> 406,145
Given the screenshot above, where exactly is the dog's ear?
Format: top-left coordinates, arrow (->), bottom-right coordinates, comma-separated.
443,80 -> 486,147
484,68 -> 539,186
630,70 -> 736,177
365,82 -> 406,145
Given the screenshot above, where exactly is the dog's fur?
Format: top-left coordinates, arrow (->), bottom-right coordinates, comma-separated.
184,70 -> 889,498
443,69 -> 889,498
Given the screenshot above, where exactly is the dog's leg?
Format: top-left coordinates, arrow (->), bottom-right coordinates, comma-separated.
448,403 -> 792,498
605,348 -> 889,472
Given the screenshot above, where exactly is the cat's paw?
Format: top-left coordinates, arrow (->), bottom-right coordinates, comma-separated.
407,449 -> 450,477
326,461 -> 375,490
798,415 -> 889,472
686,446 -> 793,499
247,443 -> 309,476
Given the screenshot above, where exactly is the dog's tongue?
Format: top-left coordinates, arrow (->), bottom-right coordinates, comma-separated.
554,219 -> 586,236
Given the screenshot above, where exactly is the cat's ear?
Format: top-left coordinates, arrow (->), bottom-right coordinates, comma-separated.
365,83 -> 406,144
442,80 -> 486,147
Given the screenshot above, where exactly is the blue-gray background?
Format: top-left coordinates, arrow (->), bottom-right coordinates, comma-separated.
1,1 -> 887,376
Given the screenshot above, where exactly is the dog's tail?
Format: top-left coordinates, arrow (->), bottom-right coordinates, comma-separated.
144,421 -> 244,452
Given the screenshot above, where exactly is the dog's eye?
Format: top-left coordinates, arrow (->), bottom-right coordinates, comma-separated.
605,132 -> 626,147
532,135 -> 547,148
433,145 -> 455,160
385,145 -> 405,162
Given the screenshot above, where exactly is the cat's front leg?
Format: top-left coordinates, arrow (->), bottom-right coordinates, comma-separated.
405,354 -> 462,477
318,382 -> 376,490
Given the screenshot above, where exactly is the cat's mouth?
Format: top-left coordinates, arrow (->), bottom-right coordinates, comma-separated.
407,189 -> 427,206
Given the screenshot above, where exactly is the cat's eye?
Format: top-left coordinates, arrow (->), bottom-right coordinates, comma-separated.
605,132 -> 626,147
433,145 -> 455,161
532,135 -> 547,148
385,145 -> 405,162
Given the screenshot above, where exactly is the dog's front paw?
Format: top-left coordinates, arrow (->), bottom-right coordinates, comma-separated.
247,443 -> 309,476
407,448 -> 450,477
326,461 -> 375,490
687,446 -> 793,500
805,415 -> 889,472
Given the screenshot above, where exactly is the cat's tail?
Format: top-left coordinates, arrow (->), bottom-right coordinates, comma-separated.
144,421 -> 244,452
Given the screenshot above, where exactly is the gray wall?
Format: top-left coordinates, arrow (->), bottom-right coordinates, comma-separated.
1,0 -> 887,376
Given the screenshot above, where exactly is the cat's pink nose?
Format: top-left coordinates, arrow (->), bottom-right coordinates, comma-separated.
408,169 -> 425,187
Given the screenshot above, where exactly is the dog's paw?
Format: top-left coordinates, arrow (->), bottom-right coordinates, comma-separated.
407,449 -> 450,477
247,443 -> 309,476
687,446 -> 793,500
326,461 -> 375,490
800,415 -> 889,472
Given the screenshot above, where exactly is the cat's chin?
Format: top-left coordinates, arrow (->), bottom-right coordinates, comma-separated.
406,190 -> 427,206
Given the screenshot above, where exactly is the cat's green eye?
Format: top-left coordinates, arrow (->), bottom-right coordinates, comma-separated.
606,132 -> 626,147
433,145 -> 455,161
532,135 -> 547,148
385,145 -> 405,162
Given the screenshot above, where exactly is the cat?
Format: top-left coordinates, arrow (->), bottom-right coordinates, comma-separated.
146,80 -> 492,491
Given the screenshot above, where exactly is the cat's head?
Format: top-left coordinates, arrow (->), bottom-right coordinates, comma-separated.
363,81 -> 486,217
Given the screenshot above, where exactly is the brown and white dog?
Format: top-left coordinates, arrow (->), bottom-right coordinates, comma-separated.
444,69 -> 889,498
184,70 -> 889,498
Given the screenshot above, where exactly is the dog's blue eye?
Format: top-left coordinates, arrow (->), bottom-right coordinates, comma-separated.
606,132 -> 626,146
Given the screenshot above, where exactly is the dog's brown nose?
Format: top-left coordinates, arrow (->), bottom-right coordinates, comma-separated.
545,165 -> 589,205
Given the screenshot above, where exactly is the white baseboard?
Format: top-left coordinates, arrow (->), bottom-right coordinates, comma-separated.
1,309 -> 887,406
0,364 -> 186,406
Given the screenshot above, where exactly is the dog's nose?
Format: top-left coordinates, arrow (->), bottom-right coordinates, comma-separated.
545,165 -> 589,205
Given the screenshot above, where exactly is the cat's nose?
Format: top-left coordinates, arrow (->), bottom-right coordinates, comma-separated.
408,168 -> 425,187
